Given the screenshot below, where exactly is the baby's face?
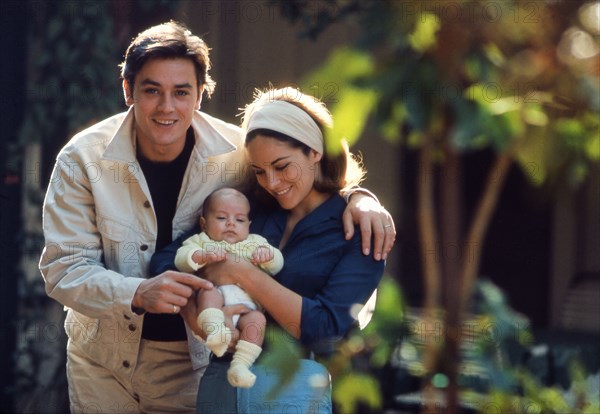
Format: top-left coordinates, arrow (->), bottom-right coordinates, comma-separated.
202,194 -> 251,244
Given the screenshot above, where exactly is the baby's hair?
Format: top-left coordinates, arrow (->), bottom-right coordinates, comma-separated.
202,187 -> 250,217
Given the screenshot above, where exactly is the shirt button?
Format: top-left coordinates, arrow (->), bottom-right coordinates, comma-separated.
140,244 -> 148,251
128,324 -> 136,332
122,360 -> 130,368
143,200 -> 151,208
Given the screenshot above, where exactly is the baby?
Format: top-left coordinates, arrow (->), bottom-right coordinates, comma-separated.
175,187 -> 283,388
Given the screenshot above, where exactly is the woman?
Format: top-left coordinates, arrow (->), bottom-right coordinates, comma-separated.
156,87 -> 386,413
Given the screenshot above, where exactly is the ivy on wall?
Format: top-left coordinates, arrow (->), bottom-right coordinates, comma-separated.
10,1 -> 180,412
16,1 -> 120,168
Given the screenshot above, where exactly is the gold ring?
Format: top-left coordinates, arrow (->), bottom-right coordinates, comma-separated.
173,304 -> 178,314
384,224 -> 392,228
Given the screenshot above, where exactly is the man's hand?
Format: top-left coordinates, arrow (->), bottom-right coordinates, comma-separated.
131,271 -> 213,314
343,193 -> 396,261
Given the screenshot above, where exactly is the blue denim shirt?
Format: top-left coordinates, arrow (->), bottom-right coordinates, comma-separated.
251,193 -> 385,353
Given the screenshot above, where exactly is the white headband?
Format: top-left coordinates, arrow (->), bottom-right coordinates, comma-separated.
245,100 -> 324,154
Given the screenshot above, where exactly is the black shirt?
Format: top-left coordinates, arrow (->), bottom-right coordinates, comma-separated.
138,130 -> 194,341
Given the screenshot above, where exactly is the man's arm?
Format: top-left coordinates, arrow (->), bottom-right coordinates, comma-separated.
40,154 -> 211,318
39,155 -> 144,319
341,189 -> 396,261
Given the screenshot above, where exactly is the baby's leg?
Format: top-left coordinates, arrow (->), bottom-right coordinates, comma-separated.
238,310 -> 266,347
197,288 -> 224,310
196,289 -> 231,357
227,311 -> 266,388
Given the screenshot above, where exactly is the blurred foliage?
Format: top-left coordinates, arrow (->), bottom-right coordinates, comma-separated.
316,276 -> 600,413
13,0 -> 182,165
326,276 -> 406,412
271,0 -> 600,412
463,281 -> 600,413
259,326 -> 302,400
277,0 -> 600,187
15,0 -> 121,162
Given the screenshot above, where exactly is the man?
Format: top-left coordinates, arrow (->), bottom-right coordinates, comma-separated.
39,21 -> 395,413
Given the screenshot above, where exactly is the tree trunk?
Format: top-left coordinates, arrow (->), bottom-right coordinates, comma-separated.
440,145 -> 463,413
417,137 -> 442,413
460,152 -> 513,310
418,138 -> 442,311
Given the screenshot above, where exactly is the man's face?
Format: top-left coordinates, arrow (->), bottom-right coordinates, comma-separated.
124,58 -> 202,162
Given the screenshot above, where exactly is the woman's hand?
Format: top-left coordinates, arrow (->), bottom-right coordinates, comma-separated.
222,304 -> 252,352
201,253 -> 255,285
343,193 -> 396,261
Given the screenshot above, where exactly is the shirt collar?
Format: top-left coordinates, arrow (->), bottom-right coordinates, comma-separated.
102,108 -> 239,163
267,193 -> 343,246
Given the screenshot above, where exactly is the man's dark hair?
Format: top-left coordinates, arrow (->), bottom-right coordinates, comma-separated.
119,21 -> 215,97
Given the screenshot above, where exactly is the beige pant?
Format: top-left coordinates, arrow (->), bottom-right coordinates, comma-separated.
66,339 -> 205,414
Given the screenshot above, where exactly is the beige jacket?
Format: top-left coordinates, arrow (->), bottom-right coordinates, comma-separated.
39,108 -> 244,377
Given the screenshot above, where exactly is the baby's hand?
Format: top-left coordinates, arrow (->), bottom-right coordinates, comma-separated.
251,246 -> 274,265
192,248 -> 226,266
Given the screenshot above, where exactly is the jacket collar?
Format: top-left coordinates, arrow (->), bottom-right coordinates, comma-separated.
102,108 -> 238,163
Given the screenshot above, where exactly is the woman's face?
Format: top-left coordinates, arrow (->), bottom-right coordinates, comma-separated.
246,135 -> 323,213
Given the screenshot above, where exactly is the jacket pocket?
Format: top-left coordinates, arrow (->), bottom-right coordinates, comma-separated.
97,216 -> 138,274
98,216 -> 128,242
64,309 -> 100,343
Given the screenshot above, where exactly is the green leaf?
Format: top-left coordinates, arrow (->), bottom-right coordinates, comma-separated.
483,42 -> 506,67
301,47 -> 379,151
554,118 -> 585,144
585,131 -> 600,160
452,99 -> 489,150
523,105 -> 549,127
259,327 -> 302,400
332,373 -> 381,413
517,134 -> 547,186
407,130 -> 424,148
302,47 -> 375,93
408,12 -> 441,53
380,101 -> 406,143
326,87 -> 378,152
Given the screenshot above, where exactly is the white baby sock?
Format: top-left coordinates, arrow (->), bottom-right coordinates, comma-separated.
196,308 -> 232,357
227,340 -> 262,388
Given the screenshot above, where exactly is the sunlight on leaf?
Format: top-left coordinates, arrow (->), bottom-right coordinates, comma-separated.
362,277 -> 405,335
302,47 -> 378,152
380,101 -> 406,143
515,130 -> 549,186
488,98 -> 522,115
302,47 -> 375,94
585,131 -> 600,160
409,12 -> 441,53
407,130 -> 424,148
523,105 -> 549,126
483,42 -> 506,67
260,327 -> 302,400
327,87 -> 378,153
333,373 -> 381,413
